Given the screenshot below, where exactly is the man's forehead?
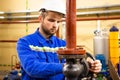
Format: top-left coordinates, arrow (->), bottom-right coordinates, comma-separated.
46,11 -> 63,19
47,11 -> 63,18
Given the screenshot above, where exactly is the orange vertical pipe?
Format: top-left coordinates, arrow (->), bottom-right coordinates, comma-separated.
56,28 -> 59,38
66,0 -> 76,48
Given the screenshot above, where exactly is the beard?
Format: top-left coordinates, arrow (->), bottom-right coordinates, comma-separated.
41,24 -> 57,36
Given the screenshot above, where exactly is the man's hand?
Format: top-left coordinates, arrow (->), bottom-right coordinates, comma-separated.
87,58 -> 102,73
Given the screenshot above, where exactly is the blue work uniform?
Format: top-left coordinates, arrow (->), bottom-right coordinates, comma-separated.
17,28 -> 66,80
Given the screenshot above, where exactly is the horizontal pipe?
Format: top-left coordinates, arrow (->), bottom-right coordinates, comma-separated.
77,16 -> 120,21
77,10 -> 120,15
0,16 -> 120,24
0,20 -> 38,24
77,4 -> 120,10
0,40 -> 17,42
0,10 -> 38,14
0,10 -> 120,19
0,4 -> 119,14
0,15 -> 38,19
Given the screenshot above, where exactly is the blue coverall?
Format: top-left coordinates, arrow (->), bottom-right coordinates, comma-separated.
17,29 -> 66,80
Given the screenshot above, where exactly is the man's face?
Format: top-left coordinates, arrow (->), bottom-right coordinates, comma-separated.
41,11 -> 62,36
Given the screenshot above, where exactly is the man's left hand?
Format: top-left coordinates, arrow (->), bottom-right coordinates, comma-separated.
88,59 -> 102,73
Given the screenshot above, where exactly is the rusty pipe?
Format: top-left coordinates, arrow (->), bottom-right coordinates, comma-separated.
0,40 -> 17,42
66,0 -> 76,49
0,15 -> 120,24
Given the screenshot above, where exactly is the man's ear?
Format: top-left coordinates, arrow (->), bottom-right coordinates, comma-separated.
38,15 -> 42,22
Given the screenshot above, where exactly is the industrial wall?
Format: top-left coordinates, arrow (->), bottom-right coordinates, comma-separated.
0,0 -> 120,77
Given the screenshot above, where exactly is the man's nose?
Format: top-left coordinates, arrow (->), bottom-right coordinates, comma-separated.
53,22 -> 58,27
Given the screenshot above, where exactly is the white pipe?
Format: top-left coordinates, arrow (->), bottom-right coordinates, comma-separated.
0,4 -> 119,14
0,10 -> 119,19
3,10 -> 38,14
77,10 -> 120,15
0,16 -> 4,19
0,15 -> 38,19
77,4 -> 120,10
0,11 -> 4,14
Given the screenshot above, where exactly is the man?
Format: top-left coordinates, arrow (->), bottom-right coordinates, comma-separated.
17,0 -> 102,80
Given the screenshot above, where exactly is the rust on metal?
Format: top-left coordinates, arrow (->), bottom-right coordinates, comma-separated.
57,0 -> 86,55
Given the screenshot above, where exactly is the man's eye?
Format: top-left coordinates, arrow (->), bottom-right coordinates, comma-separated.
48,19 -> 55,22
57,21 -> 60,23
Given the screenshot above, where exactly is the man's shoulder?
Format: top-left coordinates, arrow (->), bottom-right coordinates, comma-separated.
23,33 -> 35,39
17,33 -> 36,43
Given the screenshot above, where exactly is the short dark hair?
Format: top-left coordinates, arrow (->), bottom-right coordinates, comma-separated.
39,8 -> 48,18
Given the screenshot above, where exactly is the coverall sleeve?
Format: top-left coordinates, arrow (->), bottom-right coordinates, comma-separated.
16,38 -> 63,78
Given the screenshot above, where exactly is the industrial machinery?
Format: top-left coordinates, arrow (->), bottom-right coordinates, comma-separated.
57,0 -> 96,80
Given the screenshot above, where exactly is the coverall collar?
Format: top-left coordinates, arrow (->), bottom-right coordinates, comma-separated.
35,28 -> 54,44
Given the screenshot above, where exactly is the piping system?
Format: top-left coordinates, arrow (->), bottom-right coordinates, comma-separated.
0,15 -> 120,24
0,4 -> 120,24
57,0 -> 91,80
